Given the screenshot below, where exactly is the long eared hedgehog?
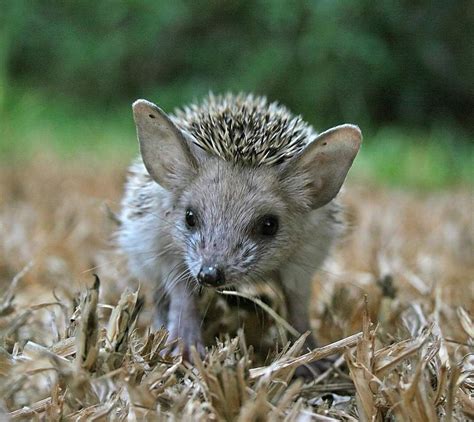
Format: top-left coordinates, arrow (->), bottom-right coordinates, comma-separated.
118,93 -> 362,371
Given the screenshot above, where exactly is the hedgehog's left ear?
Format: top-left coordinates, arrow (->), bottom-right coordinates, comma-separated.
133,99 -> 198,190
284,124 -> 362,209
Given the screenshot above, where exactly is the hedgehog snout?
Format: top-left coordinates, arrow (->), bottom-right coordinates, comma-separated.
197,264 -> 225,287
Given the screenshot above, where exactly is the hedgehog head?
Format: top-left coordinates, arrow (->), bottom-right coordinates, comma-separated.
132,95 -> 361,288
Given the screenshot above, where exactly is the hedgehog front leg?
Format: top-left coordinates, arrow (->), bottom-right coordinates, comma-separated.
285,279 -> 316,347
281,266 -> 334,378
166,281 -> 204,361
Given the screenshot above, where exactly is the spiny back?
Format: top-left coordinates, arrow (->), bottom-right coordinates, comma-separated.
173,93 -> 316,166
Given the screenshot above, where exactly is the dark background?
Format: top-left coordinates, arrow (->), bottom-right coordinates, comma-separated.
1,0 -> 472,186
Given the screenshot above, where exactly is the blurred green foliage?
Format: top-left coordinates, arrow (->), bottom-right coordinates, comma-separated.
2,0 -> 473,130
0,0 -> 472,187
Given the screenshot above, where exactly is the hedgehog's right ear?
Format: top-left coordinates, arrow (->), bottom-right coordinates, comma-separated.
283,124 -> 362,209
133,99 -> 198,190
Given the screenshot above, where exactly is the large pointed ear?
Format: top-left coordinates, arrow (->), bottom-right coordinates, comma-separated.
284,124 -> 362,209
132,99 -> 198,190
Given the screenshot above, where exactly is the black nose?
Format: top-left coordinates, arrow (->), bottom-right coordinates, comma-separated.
197,265 -> 225,286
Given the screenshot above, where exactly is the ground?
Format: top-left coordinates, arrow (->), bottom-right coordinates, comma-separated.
0,155 -> 472,420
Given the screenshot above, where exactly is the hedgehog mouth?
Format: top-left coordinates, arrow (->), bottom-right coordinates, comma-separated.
195,278 -> 232,290
192,273 -> 238,291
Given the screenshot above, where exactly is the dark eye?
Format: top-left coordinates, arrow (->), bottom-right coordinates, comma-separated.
259,215 -> 279,236
185,208 -> 197,228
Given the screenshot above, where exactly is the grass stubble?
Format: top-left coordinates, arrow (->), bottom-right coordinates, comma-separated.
0,155 -> 472,421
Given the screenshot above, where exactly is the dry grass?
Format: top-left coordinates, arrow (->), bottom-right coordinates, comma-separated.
0,155 -> 472,421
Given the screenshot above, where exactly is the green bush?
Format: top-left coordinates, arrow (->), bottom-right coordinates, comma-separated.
1,0 -> 473,134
